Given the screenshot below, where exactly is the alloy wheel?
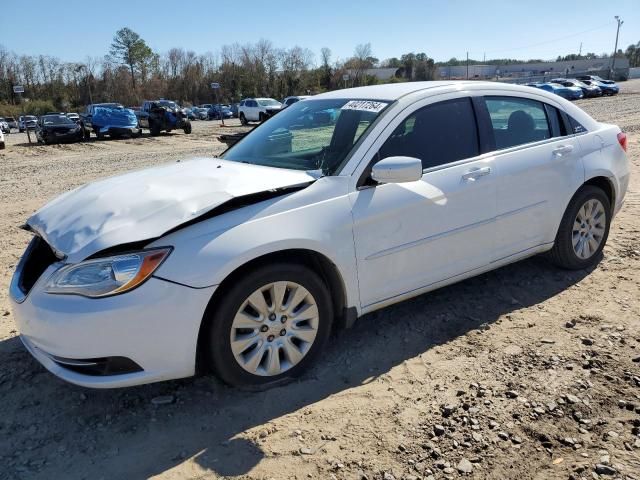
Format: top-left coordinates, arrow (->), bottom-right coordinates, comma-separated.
229,281 -> 319,377
572,198 -> 606,259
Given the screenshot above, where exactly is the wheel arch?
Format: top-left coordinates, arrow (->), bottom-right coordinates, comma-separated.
583,175 -> 615,213
194,248 -> 352,374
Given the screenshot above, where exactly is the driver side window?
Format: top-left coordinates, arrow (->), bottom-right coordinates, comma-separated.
378,97 -> 480,170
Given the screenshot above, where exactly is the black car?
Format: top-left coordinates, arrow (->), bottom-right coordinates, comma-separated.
36,114 -> 83,144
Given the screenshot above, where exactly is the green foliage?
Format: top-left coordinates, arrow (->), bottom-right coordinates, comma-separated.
110,27 -> 154,89
0,99 -> 57,117
626,42 -> 640,67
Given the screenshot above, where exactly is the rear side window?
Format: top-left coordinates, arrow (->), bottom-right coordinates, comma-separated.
378,97 -> 479,170
568,116 -> 586,134
485,97 -> 551,149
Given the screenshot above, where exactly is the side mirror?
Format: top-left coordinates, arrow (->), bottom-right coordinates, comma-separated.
371,156 -> 423,184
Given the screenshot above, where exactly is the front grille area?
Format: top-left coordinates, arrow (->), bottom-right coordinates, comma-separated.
18,236 -> 59,296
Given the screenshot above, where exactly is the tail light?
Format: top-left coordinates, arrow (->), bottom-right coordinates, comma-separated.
617,132 -> 627,152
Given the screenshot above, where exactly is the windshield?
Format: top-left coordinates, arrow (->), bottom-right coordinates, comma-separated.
43,115 -> 74,125
222,98 -> 389,175
257,98 -> 281,107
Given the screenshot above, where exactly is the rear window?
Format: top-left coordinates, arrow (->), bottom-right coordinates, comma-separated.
485,97 -> 551,149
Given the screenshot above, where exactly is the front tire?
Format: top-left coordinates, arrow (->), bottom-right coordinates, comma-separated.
239,113 -> 248,125
183,121 -> 192,134
547,185 -> 611,270
205,263 -> 333,388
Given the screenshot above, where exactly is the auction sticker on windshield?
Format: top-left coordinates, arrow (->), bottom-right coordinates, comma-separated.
341,100 -> 388,113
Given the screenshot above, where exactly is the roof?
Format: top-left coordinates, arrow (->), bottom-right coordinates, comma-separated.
315,81 -> 458,101
316,81 -> 556,101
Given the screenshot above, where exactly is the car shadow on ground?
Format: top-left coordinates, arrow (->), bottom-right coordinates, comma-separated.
0,255 -> 595,479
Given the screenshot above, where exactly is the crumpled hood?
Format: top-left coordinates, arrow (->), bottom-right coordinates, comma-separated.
27,158 -> 315,262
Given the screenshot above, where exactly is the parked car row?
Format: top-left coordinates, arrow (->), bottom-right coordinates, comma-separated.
525,75 -> 619,100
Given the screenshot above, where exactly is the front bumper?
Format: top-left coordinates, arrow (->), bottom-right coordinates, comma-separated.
98,125 -> 140,135
45,131 -> 83,142
11,272 -> 216,388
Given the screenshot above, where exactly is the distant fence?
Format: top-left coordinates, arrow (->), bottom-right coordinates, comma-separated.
493,68 -> 629,85
630,67 -> 640,79
442,68 -> 629,84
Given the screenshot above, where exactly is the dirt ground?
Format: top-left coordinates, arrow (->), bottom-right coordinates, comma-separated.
0,82 -> 639,480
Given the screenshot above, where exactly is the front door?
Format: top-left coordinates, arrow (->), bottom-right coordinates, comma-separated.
350,97 -> 498,309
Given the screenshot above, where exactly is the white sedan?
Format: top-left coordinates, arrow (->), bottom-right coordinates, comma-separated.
10,82 -> 629,388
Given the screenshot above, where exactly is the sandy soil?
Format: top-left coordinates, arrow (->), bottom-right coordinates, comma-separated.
0,83 -> 639,480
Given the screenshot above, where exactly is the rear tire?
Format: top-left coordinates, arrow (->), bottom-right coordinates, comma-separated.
547,185 -> 611,270
183,122 -> 192,134
205,263 -> 333,388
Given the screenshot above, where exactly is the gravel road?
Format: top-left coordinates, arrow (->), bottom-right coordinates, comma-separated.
0,82 -> 639,480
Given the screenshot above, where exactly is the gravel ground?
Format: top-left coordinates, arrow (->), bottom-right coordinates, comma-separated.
0,82 -> 639,480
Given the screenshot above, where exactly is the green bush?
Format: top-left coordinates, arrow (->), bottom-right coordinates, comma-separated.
0,99 -> 58,117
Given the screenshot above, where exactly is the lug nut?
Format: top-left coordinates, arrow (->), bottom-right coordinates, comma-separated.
269,313 -> 276,321
267,335 -> 275,342
279,329 -> 286,336
281,315 -> 287,323
260,325 -> 268,332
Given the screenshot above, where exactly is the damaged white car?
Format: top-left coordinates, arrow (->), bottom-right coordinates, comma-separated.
10,82 -> 629,388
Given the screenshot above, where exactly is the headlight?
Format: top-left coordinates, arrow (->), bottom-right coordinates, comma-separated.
44,248 -> 171,298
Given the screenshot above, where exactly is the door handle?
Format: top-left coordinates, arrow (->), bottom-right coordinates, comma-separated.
462,166 -> 491,181
552,145 -> 574,156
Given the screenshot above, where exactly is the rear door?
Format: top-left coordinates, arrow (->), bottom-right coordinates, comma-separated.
350,96 -> 498,309
480,95 -> 584,260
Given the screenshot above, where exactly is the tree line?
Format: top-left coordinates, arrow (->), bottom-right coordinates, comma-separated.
0,27 -> 638,116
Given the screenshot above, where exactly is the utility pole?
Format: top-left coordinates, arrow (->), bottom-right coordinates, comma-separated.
579,42 -> 582,57
466,51 -> 469,79
610,16 -> 624,79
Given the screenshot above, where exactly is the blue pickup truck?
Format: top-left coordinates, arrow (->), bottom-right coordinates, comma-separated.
79,103 -> 141,139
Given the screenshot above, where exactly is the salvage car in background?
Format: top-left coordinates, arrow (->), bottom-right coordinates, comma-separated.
576,75 -> 617,86
18,115 -> 38,132
238,97 -> 283,124
4,116 -> 18,130
10,82 -> 628,389
581,79 -> 619,96
80,103 -> 141,139
0,128 -> 5,149
552,78 -> 602,98
529,82 -> 583,100
36,114 -> 83,144
137,100 -> 192,135
0,118 -> 9,133
208,104 -> 234,120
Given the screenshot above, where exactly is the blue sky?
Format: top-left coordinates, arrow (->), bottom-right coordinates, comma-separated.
1,0 -> 638,64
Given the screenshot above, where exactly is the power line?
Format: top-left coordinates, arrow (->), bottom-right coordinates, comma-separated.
481,22 -> 614,57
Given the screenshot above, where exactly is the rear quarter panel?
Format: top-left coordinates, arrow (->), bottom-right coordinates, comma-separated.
582,123 -> 630,214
